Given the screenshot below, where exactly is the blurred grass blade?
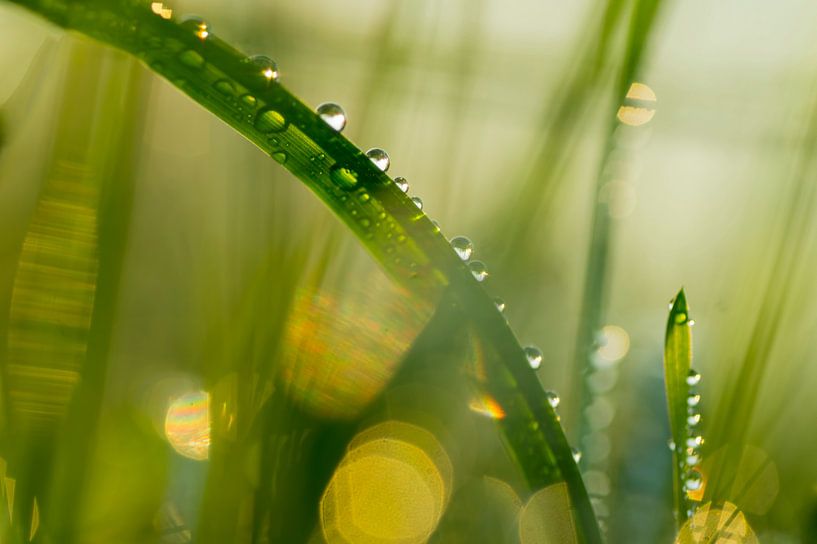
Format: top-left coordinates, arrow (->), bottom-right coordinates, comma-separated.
663,288 -> 693,528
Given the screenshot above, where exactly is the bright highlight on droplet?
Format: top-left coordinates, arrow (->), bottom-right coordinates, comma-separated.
617,82 -> 656,126
317,102 -> 347,132
469,394 -> 506,419
321,421 -> 451,544
675,501 -> 757,543
165,390 -> 210,461
150,2 -> 173,19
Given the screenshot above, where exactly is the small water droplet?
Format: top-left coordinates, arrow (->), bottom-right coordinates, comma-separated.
255,108 -> 287,133
178,49 -> 205,69
685,453 -> 701,466
523,346 -> 543,370
469,260 -> 488,282
667,438 -> 676,451
431,220 -> 441,233
181,16 -> 209,39
687,394 -> 701,407
359,218 -> 371,228
449,236 -> 474,261
675,312 -> 688,324
684,472 -> 703,492
572,448 -> 582,463
687,413 -> 701,426
330,164 -> 359,189
493,297 -> 506,312
686,436 -> 704,448
240,94 -> 257,108
213,79 -> 235,95
688,319 -> 696,326
411,196 -> 423,210
366,148 -> 390,172
358,192 -> 371,203
316,102 -> 347,132
686,369 -> 701,386
249,54 -> 279,82
271,151 -> 287,164
394,177 -> 409,192
545,390 -> 560,408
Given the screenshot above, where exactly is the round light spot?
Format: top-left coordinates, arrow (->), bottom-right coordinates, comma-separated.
165,391 -> 210,461
616,82 -> 657,126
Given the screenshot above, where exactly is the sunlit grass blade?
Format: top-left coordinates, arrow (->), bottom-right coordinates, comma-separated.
663,288 -> 696,528
2,1 -> 602,541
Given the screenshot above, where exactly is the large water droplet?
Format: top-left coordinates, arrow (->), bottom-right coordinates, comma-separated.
394,177 -> 409,192
687,393 -> 701,407
411,196 -> 423,210
572,448 -> 582,463
523,346 -> 543,370
255,108 -> 287,133
687,413 -> 701,427
316,102 -> 346,132
181,16 -> 209,39
366,148 -> 390,172
686,369 -> 701,386
545,390 -> 560,408
493,297 -> 506,313
249,54 -> 279,82
330,164 -> 359,190
449,236 -> 473,261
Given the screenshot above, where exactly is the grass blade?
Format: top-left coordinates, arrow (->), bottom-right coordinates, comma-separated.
663,288 -> 695,528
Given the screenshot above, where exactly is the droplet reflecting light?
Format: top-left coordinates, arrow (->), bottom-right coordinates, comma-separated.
317,102 -> 347,131
450,236 -> 474,261
366,148 -> 390,172
165,390 -> 210,461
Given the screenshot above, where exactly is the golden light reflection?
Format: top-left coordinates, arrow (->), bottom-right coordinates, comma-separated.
617,82 -> 657,126
468,394 -> 506,420
29,497 -> 39,541
280,281 -> 430,420
321,421 -> 451,544
675,502 -> 757,543
519,482 -> 578,544
150,2 -> 173,19
164,390 -> 210,461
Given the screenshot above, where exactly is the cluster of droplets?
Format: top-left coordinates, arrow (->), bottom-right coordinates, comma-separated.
681,368 -> 704,503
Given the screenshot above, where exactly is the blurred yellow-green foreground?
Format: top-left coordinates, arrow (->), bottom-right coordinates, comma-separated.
1,0 -> 817,542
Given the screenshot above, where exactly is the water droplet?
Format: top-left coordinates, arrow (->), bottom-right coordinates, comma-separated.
545,390 -> 560,408
316,102 -> 347,132
255,108 -> 287,133
688,319 -> 696,326
684,473 -> 703,492
249,54 -> 279,82
523,346 -> 543,370
667,438 -> 676,451
366,148 -> 390,172
674,312 -> 688,324
449,236 -> 473,261
394,177 -> 409,192
240,94 -> 257,108
687,414 -> 701,426
687,394 -> 701,407
181,16 -> 209,39
686,436 -> 704,448
271,151 -> 287,164
685,453 -> 701,466
411,196 -> 423,210
358,192 -> 371,203
431,220 -> 441,233
330,164 -> 359,189
359,218 -> 371,228
686,369 -> 701,386
493,297 -> 506,312
178,49 -> 204,69
469,260 -> 488,282
572,448 -> 582,463
213,79 -> 235,96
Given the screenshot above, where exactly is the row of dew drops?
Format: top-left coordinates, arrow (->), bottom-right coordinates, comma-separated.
170,8 -> 579,462
667,304 -> 705,515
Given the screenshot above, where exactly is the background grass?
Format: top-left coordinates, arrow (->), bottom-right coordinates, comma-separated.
3,0 -> 817,542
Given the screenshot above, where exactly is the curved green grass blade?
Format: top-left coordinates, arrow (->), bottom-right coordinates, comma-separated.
2,1 -> 602,542
664,287 -> 694,528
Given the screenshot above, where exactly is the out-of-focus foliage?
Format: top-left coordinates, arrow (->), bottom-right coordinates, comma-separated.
2,0 -> 817,542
